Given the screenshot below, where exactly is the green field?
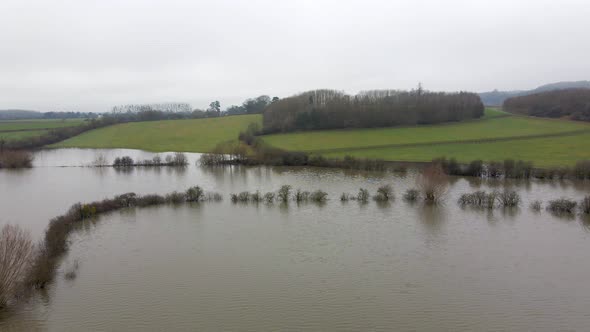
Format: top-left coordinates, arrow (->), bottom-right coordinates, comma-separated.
0,119 -> 86,131
0,119 -> 87,141
261,110 -> 588,153
54,115 -> 262,152
260,109 -> 590,167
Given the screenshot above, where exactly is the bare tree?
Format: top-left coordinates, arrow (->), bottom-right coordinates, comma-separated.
417,164 -> 449,203
0,224 -> 35,308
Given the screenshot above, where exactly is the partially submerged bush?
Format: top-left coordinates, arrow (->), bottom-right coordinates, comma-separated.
278,185 -> 292,203
237,191 -> 251,202
530,200 -> 542,212
547,198 -> 578,214
374,185 -> 394,201
251,191 -> 263,203
264,192 -> 275,203
357,188 -> 370,203
0,150 -> 34,168
310,190 -> 328,202
417,164 -> 448,203
340,193 -> 352,202
497,190 -> 521,207
0,224 -> 35,308
403,189 -> 420,202
165,191 -> 186,204
113,156 -> 134,167
186,186 -> 204,202
294,189 -> 310,202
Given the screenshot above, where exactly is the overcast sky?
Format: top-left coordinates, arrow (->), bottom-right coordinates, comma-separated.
1,0 -> 589,112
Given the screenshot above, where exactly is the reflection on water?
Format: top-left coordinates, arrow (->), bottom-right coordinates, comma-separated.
1,148 -> 590,331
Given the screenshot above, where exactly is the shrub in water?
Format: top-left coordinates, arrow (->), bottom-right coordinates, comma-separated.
186,186 -> 204,202
497,190 -> 521,207
310,190 -> 328,202
295,189 -> 310,202
278,185 -> 292,203
340,193 -> 352,202
530,200 -> 542,212
403,189 -> 420,202
264,192 -> 275,203
165,191 -> 186,204
547,198 -> 578,214
251,191 -> 262,203
237,191 -> 251,202
357,188 -> 370,203
374,184 -> 394,201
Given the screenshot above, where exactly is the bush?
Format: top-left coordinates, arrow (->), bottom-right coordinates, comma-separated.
264,192 -> 275,203
0,225 -> 35,308
278,185 -> 292,203
113,156 -> 134,167
165,191 -> 186,204
310,190 -> 328,202
374,185 -> 394,201
417,164 -> 448,203
530,200 -> 542,211
186,186 -> 204,202
497,190 -> 521,207
251,191 -> 262,203
0,150 -> 34,168
237,192 -> 251,202
547,198 -> 578,214
171,152 -> 188,166
340,193 -> 352,202
403,189 -> 420,202
294,189 -> 310,202
357,188 -> 370,203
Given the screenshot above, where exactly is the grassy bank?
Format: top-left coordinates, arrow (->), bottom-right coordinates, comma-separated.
53,115 -> 262,152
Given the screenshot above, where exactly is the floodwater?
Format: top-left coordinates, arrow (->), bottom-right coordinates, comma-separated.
1,148 -> 590,331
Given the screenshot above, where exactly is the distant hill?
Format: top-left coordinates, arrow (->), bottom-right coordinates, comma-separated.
479,81 -> 590,106
0,109 -> 42,120
503,88 -> 590,121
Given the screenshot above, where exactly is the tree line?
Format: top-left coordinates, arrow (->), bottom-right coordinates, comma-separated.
262,88 -> 484,133
503,88 -> 590,121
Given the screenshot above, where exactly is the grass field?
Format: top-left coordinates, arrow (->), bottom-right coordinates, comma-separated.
260,110 -> 589,153
0,119 -> 87,141
260,109 -> 590,167
54,115 -> 262,152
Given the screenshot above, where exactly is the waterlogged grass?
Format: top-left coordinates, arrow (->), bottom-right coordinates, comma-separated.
54,115 -> 262,152
261,109 -> 589,153
321,132 -> 590,167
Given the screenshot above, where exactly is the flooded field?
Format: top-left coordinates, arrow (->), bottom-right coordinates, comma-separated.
1,149 -> 589,331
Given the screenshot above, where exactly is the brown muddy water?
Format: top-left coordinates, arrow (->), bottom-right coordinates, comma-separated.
1,149 -> 590,331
